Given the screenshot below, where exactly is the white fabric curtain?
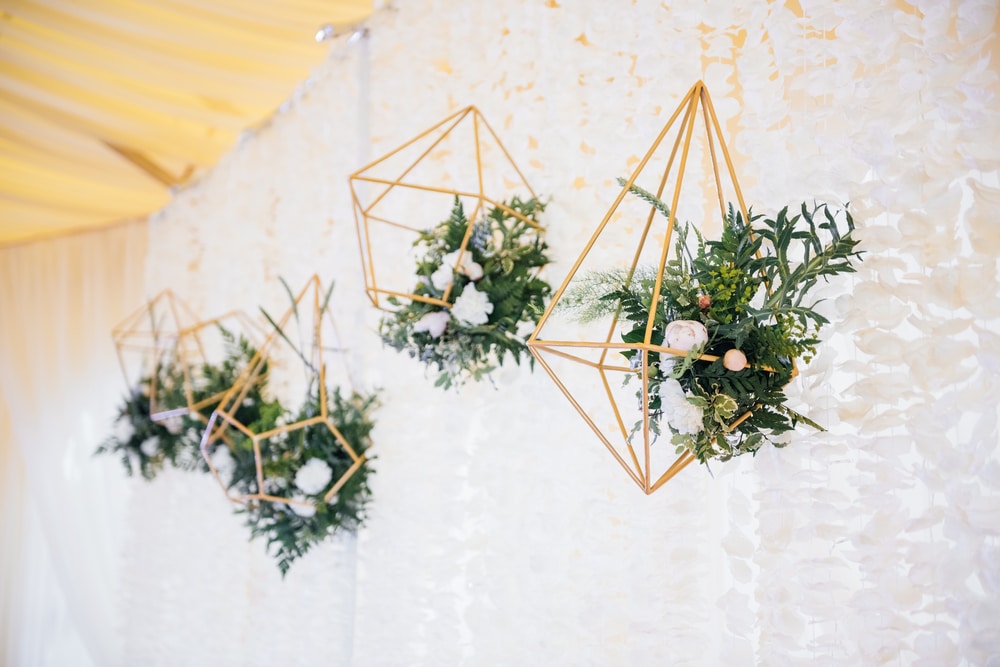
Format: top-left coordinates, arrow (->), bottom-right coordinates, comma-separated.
0,220 -> 148,666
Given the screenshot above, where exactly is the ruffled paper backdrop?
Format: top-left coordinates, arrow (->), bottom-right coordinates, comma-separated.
123,0 -> 1000,664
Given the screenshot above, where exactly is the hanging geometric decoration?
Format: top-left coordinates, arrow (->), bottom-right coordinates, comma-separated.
528,81 -> 861,494
199,276 -> 379,573
104,293 -> 266,477
350,105 -> 541,310
111,289 -> 200,422
350,106 -> 553,388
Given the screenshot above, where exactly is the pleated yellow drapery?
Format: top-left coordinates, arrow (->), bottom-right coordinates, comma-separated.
0,0 -> 374,245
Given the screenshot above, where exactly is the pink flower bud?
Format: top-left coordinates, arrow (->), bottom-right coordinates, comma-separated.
723,349 -> 748,372
698,294 -> 712,310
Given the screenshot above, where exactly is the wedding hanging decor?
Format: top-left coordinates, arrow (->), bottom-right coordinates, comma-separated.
350,106 -> 552,387
527,81 -> 862,494
201,276 -> 379,575
97,327 -> 263,479
101,292 -> 265,478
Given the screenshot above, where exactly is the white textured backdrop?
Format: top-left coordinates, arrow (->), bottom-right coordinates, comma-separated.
126,1 -> 1000,664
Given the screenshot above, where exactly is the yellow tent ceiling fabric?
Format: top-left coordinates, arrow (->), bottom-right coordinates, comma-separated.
0,0 -> 374,245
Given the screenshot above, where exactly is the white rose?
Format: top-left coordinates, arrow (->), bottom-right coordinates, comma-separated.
430,264 -> 454,292
294,458 -> 333,495
461,259 -> 483,281
139,436 -> 160,457
115,418 -> 135,443
657,379 -> 704,435
450,284 -> 494,326
442,250 -> 484,281
664,320 -> 709,352
290,496 -> 317,517
658,355 -> 677,375
413,310 -> 450,337
210,445 -> 236,484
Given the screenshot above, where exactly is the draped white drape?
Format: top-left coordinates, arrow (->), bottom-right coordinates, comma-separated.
0,221 -> 147,666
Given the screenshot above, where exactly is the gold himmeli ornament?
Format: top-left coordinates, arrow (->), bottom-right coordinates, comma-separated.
349,105 -> 542,311
528,81 -> 777,494
112,290 -> 264,424
112,290 -> 196,421
200,275 -> 365,511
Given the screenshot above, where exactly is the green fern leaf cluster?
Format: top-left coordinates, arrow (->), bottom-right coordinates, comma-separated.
380,195 -> 553,389
563,181 -> 863,464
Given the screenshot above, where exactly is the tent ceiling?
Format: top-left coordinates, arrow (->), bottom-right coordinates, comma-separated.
0,0 -> 373,246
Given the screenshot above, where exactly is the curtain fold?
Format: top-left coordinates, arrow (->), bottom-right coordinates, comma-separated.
0,219 -> 148,666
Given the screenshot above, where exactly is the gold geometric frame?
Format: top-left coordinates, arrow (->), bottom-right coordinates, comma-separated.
528,81 -> 780,495
200,275 -> 366,512
169,309 -> 268,422
349,105 -> 542,312
112,290 -> 265,426
111,289 -> 198,421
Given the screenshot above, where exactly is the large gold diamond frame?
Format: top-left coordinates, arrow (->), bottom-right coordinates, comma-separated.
528,81 -> 791,495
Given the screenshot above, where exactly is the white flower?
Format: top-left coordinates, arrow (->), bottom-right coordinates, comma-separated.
658,355 -> 677,375
210,445 -> 236,483
290,497 -> 317,517
139,436 -> 160,457
413,310 -> 450,337
115,418 -> 135,443
515,319 -> 537,339
264,477 -> 286,495
723,349 -> 748,371
294,458 -> 333,495
442,249 -> 484,281
658,379 -> 704,435
162,415 -> 184,435
431,264 -> 454,291
451,284 -> 494,326
665,320 -> 709,352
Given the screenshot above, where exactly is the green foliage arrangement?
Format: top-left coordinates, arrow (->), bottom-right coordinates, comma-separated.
561,182 -> 862,464
101,280 -> 381,576
96,329 -> 260,480
211,386 -> 379,576
379,196 -> 553,388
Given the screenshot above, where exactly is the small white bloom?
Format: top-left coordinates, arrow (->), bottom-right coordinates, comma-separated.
658,354 -> 677,375
658,379 -> 704,435
210,445 -> 236,484
290,499 -> 317,518
515,319 -> 537,339
264,477 -> 286,494
115,418 -> 135,443
139,436 -> 160,457
441,249 -> 484,281
294,458 -> 333,495
451,284 -> 494,326
162,415 -> 184,435
665,320 -> 709,352
431,264 -> 454,291
326,494 -> 339,506
413,310 -> 450,337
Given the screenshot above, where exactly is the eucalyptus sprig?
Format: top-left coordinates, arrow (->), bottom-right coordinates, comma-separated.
379,196 -> 553,388
562,183 -> 862,464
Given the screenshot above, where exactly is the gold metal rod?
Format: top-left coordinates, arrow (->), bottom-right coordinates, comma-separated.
474,109 -> 539,201
530,82 -> 701,339
532,350 -> 645,489
648,451 -> 696,493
